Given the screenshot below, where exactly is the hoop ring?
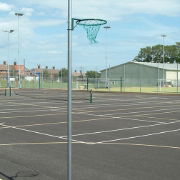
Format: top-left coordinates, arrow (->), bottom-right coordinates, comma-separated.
76,19 -> 107,26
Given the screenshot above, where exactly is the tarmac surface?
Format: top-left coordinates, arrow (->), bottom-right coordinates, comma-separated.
0,89 -> 180,180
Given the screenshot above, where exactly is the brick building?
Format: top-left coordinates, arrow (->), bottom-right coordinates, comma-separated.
30,65 -> 59,80
0,61 -> 25,79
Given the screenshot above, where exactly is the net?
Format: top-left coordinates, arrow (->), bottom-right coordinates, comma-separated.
12,88 -> 92,102
76,19 -> 107,44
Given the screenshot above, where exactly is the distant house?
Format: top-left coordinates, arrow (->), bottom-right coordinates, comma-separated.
0,61 -> 8,79
0,61 -> 25,79
30,65 -> 59,80
72,70 -> 85,78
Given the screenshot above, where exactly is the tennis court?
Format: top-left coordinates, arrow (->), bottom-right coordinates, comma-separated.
0,89 -> 180,180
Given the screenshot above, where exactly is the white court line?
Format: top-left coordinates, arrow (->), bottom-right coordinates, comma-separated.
101,107 -> 180,116
73,103 -> 180,113
87,113 -> 164,124
93,98 -> 180,105
0,108 -> 63,114
61,119 -> 180,138
96,128 -> 180,144
101,100 -> 180,107
73,102 -> 179,115
80,100 -> 180,111
0,124 -> 88,144
113,116 -> 165,123
87,107 -> 180,120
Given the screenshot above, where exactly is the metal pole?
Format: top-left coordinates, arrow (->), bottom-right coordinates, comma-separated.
157,62 -> 159,92
123,64 -> 126,92
139,65 -> 141,93
108,65 -> 111,91
67,0 -> 72,179
7,33 -> 10,89
177,63 -> 179,93
61,69 -> 63,83
42,68 -> 44,88
120,77 -> 122,93
104,26 -> 110,88
161,34 -> 166,87
18,16 -> 21,88
15,12 -> 24,88
3,30 -> 14,90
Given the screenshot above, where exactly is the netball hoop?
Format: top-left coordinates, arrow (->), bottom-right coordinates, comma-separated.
72,18 -> 107,43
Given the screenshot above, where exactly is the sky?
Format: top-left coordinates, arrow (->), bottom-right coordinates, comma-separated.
0,0 -> 180,72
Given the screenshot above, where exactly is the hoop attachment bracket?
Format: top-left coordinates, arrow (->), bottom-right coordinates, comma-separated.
70,18 -> 81,30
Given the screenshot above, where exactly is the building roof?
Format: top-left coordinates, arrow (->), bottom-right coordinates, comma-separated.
133,61 -> 179,70
101,61 -> 180,72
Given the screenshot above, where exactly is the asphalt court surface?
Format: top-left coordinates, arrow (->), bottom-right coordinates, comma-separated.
0,89 -> 180,180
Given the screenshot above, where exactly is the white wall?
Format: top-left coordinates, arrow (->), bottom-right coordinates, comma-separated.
166,71 -> 180,80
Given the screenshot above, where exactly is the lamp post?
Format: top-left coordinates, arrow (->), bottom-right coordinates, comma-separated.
15,12 -> 24,88
161,34 -> 166,87
104,26 -> 111,88
3,29 -> 14,88
176,45 -> 180,92
67,0 -> 72,179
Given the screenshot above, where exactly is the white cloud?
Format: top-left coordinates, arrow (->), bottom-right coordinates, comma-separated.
0,2 -> 13,11
21,8 -> 34,16
32,19 -> 65,27
13,0 -> 180,21
2,0 -> 180,69
47,50 -> 63,55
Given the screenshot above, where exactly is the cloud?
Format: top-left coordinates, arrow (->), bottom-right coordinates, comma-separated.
1,0 -> 179,69
21,8 -> 34,16
12,0 -> 180,21
0,2 -> 14,11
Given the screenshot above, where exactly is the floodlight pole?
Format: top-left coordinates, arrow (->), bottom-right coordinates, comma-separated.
177,45 -> 180,93
177,63 -> 179,93
15,12 -> 24,88
3,30 -> 14,89
104,26 -> 111,88
67,0 -> 72,179
161,34 -> 166,87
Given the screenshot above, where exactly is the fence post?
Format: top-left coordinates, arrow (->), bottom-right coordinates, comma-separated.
139,65 -> 142,93
10,86 -> 11,96
87,77 -> 89,91
120,77 -> 123,93
177,63 -> 179,93
89,89 -> 93,103
123,64 -> 126,92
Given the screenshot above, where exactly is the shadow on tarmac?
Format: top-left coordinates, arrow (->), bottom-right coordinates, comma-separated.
0,170 -> 39,179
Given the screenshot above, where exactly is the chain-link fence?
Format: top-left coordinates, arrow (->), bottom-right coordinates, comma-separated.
1,64 -> 180,94
74,77 -> 180,93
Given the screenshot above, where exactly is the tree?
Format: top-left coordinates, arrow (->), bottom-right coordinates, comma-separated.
43,69 -> 49,80
85,71 -> 101,78
59,68 -> 68,82
134,42 -> 180,63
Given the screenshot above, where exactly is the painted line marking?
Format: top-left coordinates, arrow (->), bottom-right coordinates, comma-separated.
96,128 -> 180,144
11,117 -> 112,128
95,142 -> 180,150
60,119 -> 180,138
0,141 -> 79,146
0,142 -> 179,150
0,124 -> 89,145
